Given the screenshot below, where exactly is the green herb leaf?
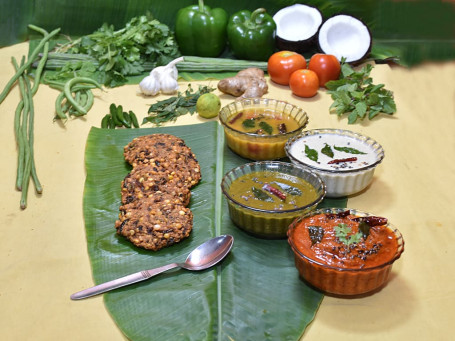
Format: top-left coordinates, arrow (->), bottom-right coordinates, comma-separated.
53,14 -> 181,87
321,144 -> 334,158
252,187 -> 273,202
242,119 -> 256,129
143,84 -> 214,126
308,225 -> 324,245
305,144 -> 318,162
258,121 -> 273,135
334,223 -> 362,246
325,59 -> 397,124
271,181 -> 303,196
333,146 -> 367,155
358,221 -> 371,240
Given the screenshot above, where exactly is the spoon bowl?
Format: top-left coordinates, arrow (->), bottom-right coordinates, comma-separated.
182,234 -> 234,270
71,235 -> 234,300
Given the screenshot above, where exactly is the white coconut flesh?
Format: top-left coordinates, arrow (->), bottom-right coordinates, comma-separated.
318,15 -> 371,63
273,4 -> 322,41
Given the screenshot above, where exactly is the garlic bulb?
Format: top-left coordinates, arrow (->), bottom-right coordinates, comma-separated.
139,56 -> 184,96
139,75 -> 160,96
160,70 -> 179,94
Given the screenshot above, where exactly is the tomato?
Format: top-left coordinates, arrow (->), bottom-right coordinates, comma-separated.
289,69 -> 319,98
267,51 -> 307,85
308,53 -> 341,87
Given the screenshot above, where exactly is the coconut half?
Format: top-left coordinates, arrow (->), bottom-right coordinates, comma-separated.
318,15 -> 372,63
273,4 -> 323,54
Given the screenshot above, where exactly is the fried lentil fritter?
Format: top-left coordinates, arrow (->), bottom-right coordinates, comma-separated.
115,194 -> 193,251
121,164 -> 192,206
115,134 -> 200,251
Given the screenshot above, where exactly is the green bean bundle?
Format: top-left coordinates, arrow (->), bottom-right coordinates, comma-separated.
2,25 -> 57,208
53,77 -> 103,119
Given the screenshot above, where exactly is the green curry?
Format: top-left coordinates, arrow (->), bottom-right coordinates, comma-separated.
228,170 -> 318,211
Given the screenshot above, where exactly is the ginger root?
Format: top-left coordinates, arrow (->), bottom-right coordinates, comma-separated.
217,68 -> 268,99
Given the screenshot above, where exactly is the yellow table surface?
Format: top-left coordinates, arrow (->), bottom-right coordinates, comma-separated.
0,42 -> 454,341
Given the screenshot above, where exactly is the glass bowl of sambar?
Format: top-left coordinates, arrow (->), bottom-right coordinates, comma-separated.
219,98 -> 309,160
221,161 -> 325,238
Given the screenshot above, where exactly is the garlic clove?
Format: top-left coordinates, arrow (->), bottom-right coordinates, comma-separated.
160,75 -> 179,94
139,75 -> 160,96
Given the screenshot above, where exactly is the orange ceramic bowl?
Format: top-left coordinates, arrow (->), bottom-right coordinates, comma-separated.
287,207 -> 404,295
219,98 -> 309,160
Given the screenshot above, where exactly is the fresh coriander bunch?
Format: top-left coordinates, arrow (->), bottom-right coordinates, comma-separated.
55,14 -> 181,87
325,59 -> 397,124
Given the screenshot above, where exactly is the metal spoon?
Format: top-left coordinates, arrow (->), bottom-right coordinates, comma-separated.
71,234 -> 234,300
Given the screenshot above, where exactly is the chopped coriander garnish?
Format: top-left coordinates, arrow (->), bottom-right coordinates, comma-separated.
334,223 -> 362,246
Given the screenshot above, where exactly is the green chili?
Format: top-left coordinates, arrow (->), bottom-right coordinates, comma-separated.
116,105 -> 131,128
110,103 -> 122,126
129,111 -> 140,128
101,114 -> 109,128
107,115 -> 115,129
123,110 -> 132,128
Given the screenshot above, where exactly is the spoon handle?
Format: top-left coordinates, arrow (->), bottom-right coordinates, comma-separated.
70,263 -> 178,300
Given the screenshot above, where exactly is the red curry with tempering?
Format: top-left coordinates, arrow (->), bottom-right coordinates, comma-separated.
291,211 -> 398,269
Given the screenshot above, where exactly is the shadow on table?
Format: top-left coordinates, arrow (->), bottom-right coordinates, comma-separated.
315,272 -> 415,333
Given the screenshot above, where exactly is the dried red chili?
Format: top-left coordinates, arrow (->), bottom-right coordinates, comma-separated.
328,157 -> 358,164
278,123 -> 287,134
228,112 -> 243,124
353,216 -> 388,227
262,183 -> 286,200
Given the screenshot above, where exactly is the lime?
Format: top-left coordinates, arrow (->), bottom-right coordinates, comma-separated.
196,93 -> 221,119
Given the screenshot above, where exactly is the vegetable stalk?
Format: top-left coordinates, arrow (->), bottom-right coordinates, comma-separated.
36,53 -> 268,73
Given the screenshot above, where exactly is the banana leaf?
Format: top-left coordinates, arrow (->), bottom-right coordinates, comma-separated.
5,0 -> 454,69
83,121 -> 347,340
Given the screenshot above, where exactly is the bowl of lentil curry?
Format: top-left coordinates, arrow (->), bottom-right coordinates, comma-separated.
221,161 -> 325,238
287,207 -> 404,295
219,98 -> 309,160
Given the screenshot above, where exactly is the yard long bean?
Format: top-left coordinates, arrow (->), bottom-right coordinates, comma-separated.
60,77 -> 102,116
0,27 -> 60,105
12,58 -> 27,190
6,25 -> 52,208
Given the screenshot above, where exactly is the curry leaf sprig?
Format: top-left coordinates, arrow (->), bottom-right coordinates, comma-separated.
325,59 -> 397,124
144,84 -> 215,126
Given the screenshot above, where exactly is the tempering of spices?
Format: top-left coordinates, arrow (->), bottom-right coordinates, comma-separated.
228,170 -> 318,211
227,108 -> 300,135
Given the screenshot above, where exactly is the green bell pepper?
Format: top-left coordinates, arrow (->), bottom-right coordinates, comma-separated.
227,8 -> 277,61
175,0 -> 228,57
